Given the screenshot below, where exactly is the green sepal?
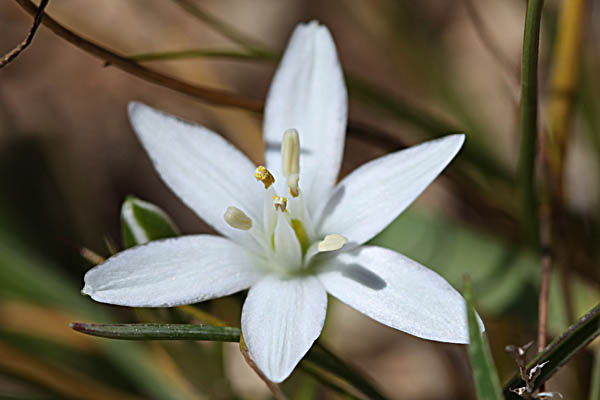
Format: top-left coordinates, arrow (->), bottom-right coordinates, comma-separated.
120,195 -> 179,248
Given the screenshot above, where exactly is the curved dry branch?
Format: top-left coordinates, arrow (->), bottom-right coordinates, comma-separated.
12,0 -> 410,151
1,0 -> 49,68
13,0 -> 263,112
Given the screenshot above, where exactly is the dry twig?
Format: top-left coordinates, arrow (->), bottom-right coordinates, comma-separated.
239,334 -> 288,400
1,0 -> 49,68
463,0 -> 520,102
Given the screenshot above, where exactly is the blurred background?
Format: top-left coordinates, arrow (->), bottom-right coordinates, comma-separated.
1,0 -> 599,399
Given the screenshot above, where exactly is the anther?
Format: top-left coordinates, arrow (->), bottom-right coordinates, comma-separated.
273,195 -> 288,212
254,166 -> 275,189
318,234 -> 348,252
224,206 -> 253,230
281,129 -> 300,197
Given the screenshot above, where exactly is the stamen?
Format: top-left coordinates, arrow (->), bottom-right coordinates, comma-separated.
281,129 -> 300,176
254,166 -> 275,189
288,173 -> 299,197
318,234 -> 348,252
224,206 -> 253,230
272,195 -> 287,212
281,129 -> 300,197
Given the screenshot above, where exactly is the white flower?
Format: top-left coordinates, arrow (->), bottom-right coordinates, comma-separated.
83,21 -> 472,383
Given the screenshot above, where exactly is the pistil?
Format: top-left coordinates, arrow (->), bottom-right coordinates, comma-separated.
281,129 -> 300,197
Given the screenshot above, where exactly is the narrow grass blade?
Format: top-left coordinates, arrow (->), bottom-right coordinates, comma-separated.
71,323 -> 241,342
504,303 -> 600,398
464,277 -> 504,400
71,322 -> 388,400
517,0 -> 544,247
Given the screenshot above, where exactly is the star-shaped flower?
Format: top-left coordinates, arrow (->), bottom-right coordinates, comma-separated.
83,21 -> 473,383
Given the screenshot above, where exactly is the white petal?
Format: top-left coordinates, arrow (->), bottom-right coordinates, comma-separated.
262,188 -> 277,239
274,215 -> 302,270
128,102 -> 264,247
242,275 -> 327,382
82,235 -> 264,307
318,245 -> 471,343
317,134 -> 465,245
263,22 -> 348,217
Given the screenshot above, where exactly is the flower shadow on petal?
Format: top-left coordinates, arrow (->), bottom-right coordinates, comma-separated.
264,140 -> 313,155
323,247 -> 388,291
341,263 -> 387,290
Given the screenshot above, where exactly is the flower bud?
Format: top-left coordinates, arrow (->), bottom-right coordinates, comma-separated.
121,195 -> 179,248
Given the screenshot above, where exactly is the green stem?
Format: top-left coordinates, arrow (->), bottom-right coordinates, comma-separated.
71,322 -> 388,400
70,322 -> 241,342
503,303 -> 600,398
169,0 -> 275,58
517,0 -> 545,249
130,49 -> 276,63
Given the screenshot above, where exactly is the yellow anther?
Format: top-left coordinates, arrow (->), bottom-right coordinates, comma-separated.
224,206 -> 253,230
318,234 -> 348,252
272,195 -> 287,212
254,166 -> 275,189
282,129 -> 300,197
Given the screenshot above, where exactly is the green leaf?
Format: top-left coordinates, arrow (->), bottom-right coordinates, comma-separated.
70,322 -> 389,400
71,322 -> 241,342
120,195 -> 179,248
0,232 -> 195,400
504,303 -> 600,398
463,277 -> 504,400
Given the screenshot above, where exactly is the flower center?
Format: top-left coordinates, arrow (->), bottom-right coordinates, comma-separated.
223,129 -> 347,273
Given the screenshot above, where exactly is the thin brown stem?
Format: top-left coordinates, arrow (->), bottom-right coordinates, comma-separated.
239,334 -> 287,400
11,0 -> 600,288
537,252 -> 551,354
11,0 -> 405,153
463,0 -> 520,102
169,0 -> 272,56
537,207 -> 552,392
545,0 -> 588,328
79,247 -> 105,265
463,0 -> 518,79
1,0 -> 49,68
13,0 -> 263,112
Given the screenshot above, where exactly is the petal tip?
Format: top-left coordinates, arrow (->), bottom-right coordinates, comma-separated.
292,20 -> 334,44
127,100 -> 144,116
264,370 -> 288,384
298,19 -> 322,31
81,282 -> 94,297
449,133 -> 466,149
